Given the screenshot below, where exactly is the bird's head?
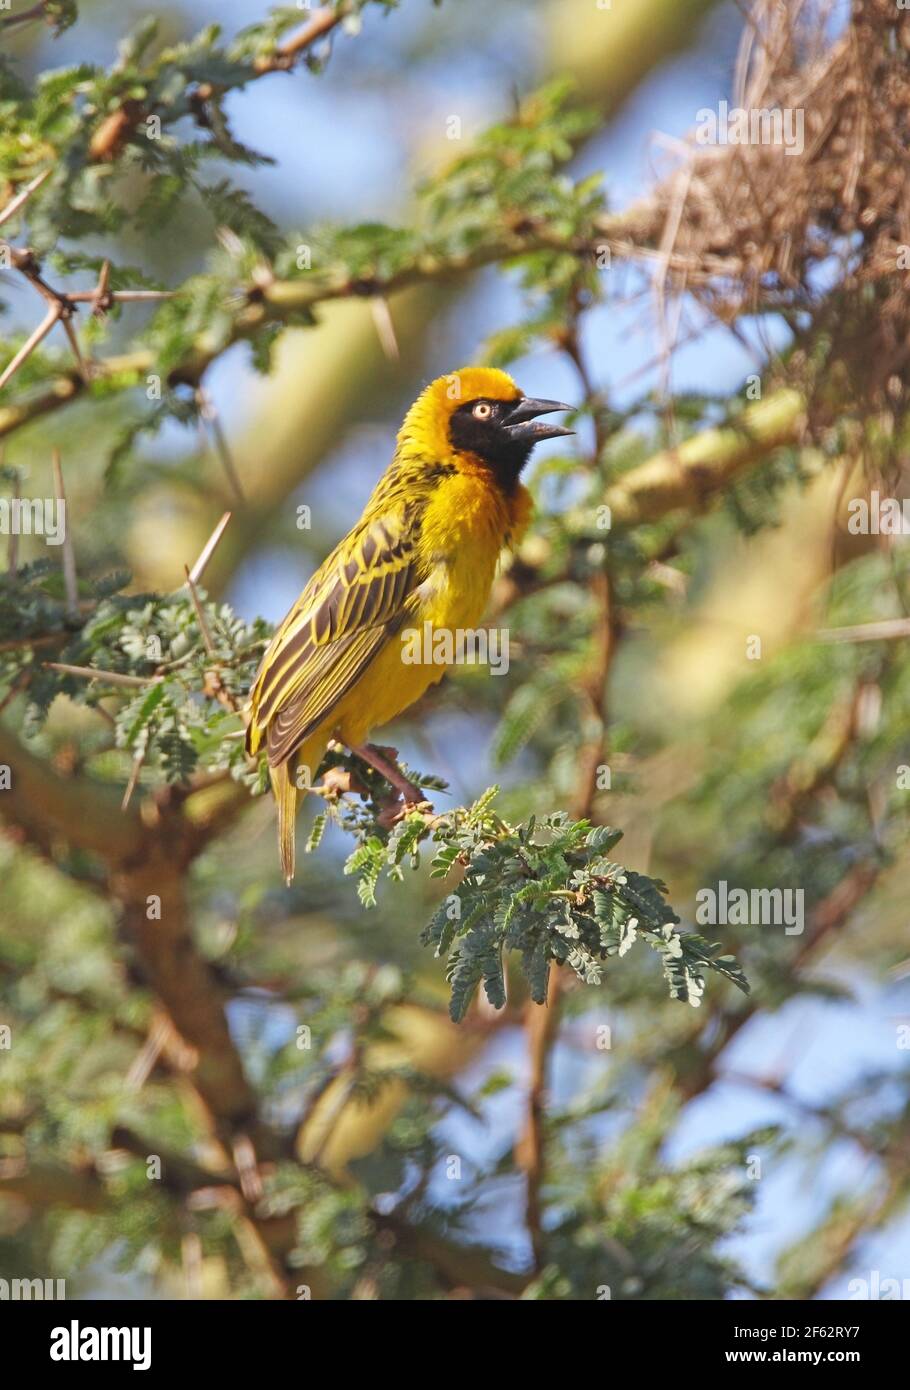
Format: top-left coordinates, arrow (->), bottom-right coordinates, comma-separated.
400,367 -> 574,490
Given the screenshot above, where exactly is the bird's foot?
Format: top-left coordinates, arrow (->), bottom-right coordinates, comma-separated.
376,795 -> 434,830
346,740 -> 425,804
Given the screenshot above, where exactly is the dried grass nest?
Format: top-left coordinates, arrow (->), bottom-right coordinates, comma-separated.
640,0 -> 910,421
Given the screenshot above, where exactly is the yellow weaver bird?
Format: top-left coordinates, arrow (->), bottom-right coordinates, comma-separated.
246,367 -> 573,882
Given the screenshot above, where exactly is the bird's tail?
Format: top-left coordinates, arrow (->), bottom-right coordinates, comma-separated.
268,733 -> 328,885
270,760 -> 298,886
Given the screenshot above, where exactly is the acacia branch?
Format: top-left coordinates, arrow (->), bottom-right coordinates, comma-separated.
0,723 -> 264,1143
251,4 -> 351,75
515,973 -> 563,1274
0,351 -> 151,441
0,723 -> 145,862
0,2 -> 50,30
0,209 -> 656,443
371,1211 -> 528,1298
602,388 -> 806,527
0,1157 -> 109,1212
116,858 -> 262,1138
88,5 -> 355,162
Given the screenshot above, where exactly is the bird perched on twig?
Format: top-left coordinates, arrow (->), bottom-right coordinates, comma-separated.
246,367 -> 573,882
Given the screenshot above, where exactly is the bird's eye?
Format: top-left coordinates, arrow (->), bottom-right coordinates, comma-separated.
472,402 -> 493,420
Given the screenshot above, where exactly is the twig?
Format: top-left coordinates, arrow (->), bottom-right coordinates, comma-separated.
0,668 -> 30,718
196,389 -> 245,505
183,559 -> 242,716
7,466 -> 19,577
189,510 -> 232,585
718,1069 -> 880,1157
0,304 -> 62,392
51,448 -> 78,619
815,618 -> 910,644
369,297 -> 400,362
14,263 -> 90,384
59,315 -> 90,386
0,631 -> 71,653
516,970 -> 563,1274
91,259 -> 111,318
45,661 -> 158,689
0,168 -> 51,228
181,1233 -> 203,1301
65,288 -> 175,306
183,565 -> 216,656
0,351 -> 150,443
652,159 -> 694,414
0,632 -> 67,653
124,1015 -> 169,1090
11,250 -> 70,311
121,748 -> 146,812
0,234 -> 171,405
232,1134 -> 264,1204
252,5 -> 350,74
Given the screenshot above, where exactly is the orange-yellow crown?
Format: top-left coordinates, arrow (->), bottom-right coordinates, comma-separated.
398,368 -> 522,460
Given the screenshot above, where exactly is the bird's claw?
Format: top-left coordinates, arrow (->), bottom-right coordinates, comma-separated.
376,796 -> 434,829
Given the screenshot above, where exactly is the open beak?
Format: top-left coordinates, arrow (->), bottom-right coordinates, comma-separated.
502,396 -> 575,443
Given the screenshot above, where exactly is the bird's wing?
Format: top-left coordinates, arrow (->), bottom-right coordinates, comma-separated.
248,503 -> 425,765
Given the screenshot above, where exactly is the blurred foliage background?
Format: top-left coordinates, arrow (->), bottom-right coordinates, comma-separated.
1,0 -> 910,1300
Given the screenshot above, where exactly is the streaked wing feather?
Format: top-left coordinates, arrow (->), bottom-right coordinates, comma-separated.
249,505 -> 424,762
265,608 -> 413,765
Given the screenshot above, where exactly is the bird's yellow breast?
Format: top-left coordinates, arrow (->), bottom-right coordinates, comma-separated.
420,468 -> 517,621
332,466 -> 530,745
